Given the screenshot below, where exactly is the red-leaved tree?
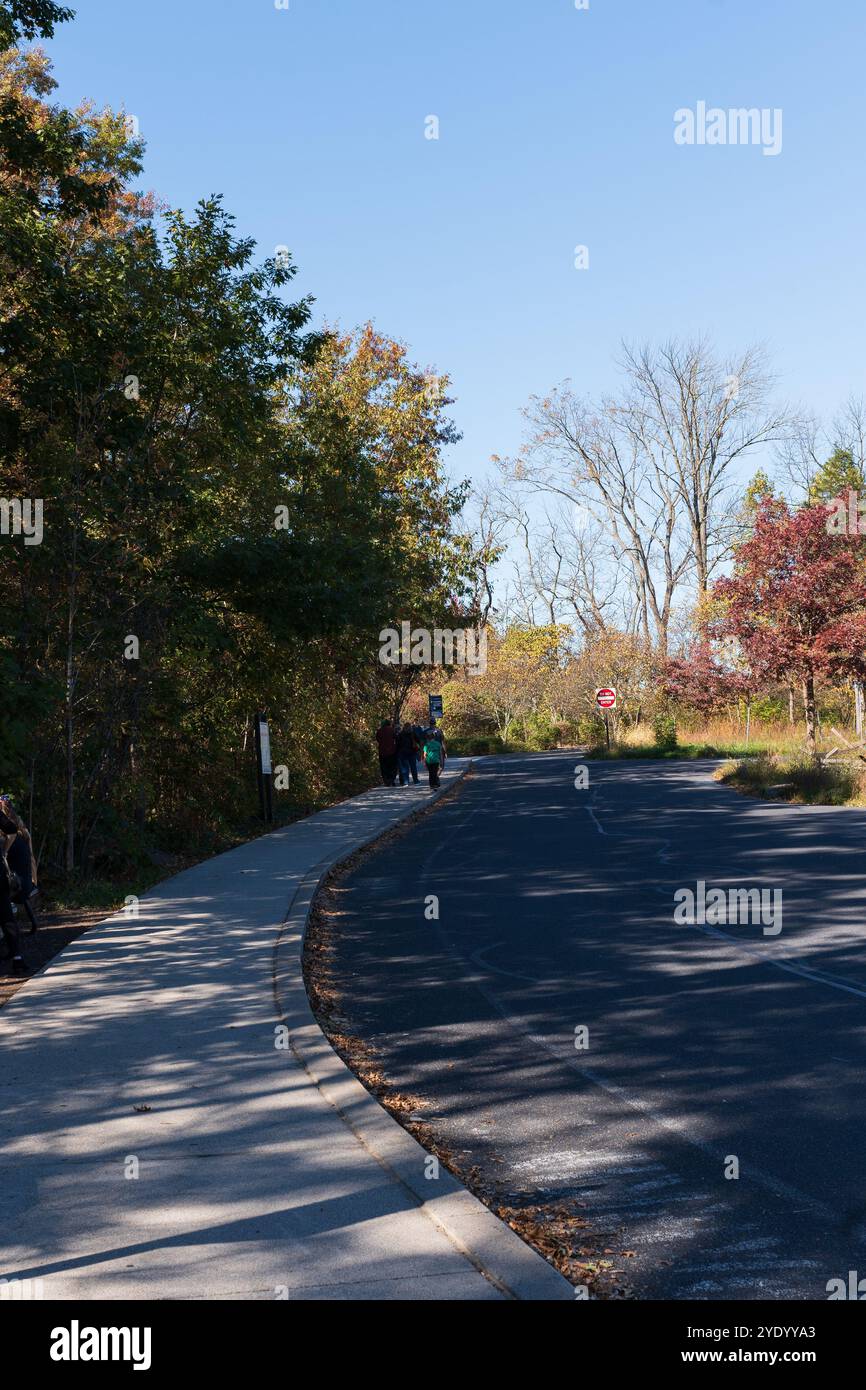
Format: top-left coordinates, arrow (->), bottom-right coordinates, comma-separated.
711,499 -> 866,750
663,640 -> 751,716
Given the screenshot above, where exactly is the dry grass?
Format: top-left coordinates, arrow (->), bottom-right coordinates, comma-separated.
715,751 -> 866,806
629,716 -> 805,753
594,717 -> 843,761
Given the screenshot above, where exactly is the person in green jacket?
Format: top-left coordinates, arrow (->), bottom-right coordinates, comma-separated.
422,720 -> 446,789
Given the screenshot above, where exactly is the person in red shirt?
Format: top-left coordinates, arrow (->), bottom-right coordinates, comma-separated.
375,720 -> 398,786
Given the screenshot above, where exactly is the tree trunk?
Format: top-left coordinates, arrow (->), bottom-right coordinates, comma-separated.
803,675 -> 817,754
695,514 -> 709,596
64,424 -> 84,877
788,684 -> 795,726
64,577 -> 76,874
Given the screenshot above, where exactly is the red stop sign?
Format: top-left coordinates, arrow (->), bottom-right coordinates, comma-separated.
596,687 -> 617,710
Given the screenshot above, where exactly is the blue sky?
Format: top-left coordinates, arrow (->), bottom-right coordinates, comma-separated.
47,0 -> 866,490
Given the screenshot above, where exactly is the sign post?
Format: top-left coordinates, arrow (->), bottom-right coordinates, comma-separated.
595,688 -> 617,751
428,694 -> 444,722
254,712 -> 273,823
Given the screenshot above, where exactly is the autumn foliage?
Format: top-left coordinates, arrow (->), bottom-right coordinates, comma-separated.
710,500 -> 866,748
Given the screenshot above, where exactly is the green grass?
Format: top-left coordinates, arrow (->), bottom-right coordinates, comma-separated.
40,871 -> 166,913
446,736 -> 566,756
586,741 -> 763,761
445,736 -> 508,756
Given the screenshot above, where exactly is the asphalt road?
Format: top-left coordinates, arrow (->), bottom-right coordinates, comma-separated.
325,752 -> 866,1300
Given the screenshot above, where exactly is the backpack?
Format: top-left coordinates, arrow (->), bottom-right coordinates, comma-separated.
0,852 -> 18,899
423,738 -> 441,766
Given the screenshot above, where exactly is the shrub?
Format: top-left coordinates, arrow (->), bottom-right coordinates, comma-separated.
523,713 -> 558,751
445,736 -> 506,757
750,696 -> 785,723
653,714 -> 678,750
555,720 -> 581,747
577,714 -> 606,747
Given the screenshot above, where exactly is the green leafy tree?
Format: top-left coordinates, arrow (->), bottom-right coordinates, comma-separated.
1,53 -> 483,874
0,0 -> 73,48
807,448 -> 864,505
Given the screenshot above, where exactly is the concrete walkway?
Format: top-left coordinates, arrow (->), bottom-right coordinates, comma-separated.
0,763 -> 573,1301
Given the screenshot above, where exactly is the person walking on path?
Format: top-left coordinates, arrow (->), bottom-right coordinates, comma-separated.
375,720 -> 399,786
423,717 -> 446,764
0,807 -> 25,973
396,722 -> 420,786
0,796 -> 38,933
422,723 -> 446,790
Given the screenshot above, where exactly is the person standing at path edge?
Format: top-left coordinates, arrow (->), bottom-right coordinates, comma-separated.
0,796 -> 38,933
376,719 -> 399,786
0,806 -> 25,973
396,721 -> 420,786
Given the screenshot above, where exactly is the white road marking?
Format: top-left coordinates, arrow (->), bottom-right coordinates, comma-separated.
652,886 -> 866,1001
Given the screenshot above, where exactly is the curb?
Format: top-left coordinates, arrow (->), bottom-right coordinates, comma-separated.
272,763 -> 575,1302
